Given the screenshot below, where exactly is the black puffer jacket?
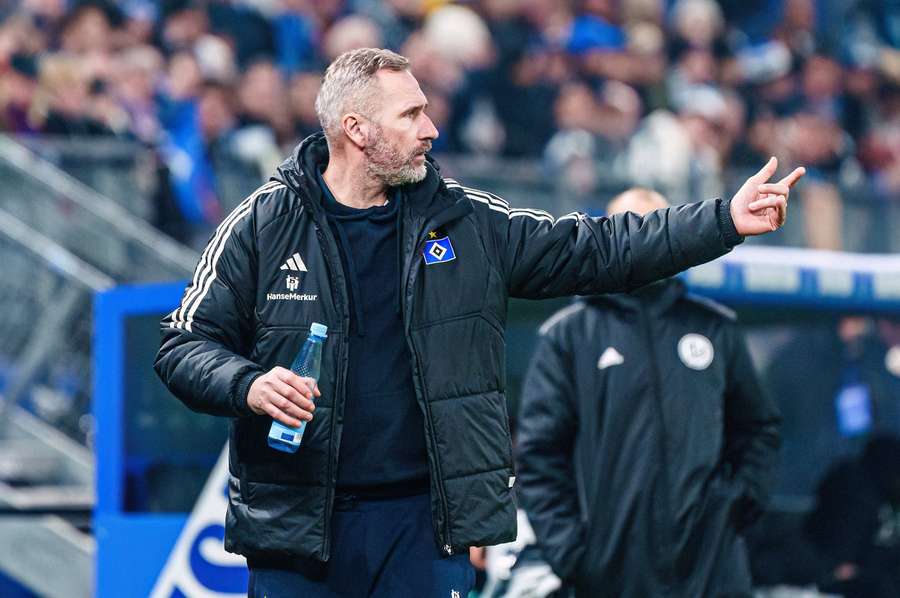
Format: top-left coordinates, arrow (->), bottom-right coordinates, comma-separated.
154,133 -> 744,564
516,280 -> 781,597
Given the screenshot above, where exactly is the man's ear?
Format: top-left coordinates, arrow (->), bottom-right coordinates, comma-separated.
342,113 -> 370,149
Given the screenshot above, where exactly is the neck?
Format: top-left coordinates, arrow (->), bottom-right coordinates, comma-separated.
322,152 -> 389,209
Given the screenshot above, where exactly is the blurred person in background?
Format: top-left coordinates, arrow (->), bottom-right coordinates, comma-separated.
766,316 -> 900,497
235,63 -> 286,121
27,54 -> 116,136
58,1 -> 116,56
626,86 -> 728,204
112,45 -> 165,144
666,0 -> 731,101
205,0 -> 275,67
354,0 -> 423,51
804,434 -> 900,597
156,50 -> 222,245
198,80 -> 237,149
781,54 -> 853,250
232,59 -> 293,172
288,70 -> 324,140
159,0 -> 208,55
272,0 -> 319,76
542,80 -> 605,210
7,0 -> 884,251
573,0 -> 665,87
857,83 -> 900,250
0,53 -> 38,133
155,47 -> 802,597
541,79 -> 642,212
515,189 -> 782,598
321,13 -> 384,63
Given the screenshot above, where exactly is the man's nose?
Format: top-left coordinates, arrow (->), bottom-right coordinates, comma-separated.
420,114 -> 439,141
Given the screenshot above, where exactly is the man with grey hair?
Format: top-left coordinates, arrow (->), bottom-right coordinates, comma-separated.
155,48 -> 804,597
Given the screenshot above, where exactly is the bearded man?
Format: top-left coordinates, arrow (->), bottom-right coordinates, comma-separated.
155,48 -> 804,597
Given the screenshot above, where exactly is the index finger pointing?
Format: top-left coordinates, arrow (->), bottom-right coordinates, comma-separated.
752,156 -> 778,182
778,166 -> 806,188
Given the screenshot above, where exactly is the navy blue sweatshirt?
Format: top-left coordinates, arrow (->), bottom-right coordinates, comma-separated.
317,170 -> 429,495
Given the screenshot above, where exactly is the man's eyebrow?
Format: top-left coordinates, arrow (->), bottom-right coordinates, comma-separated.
401,101 -> 428,115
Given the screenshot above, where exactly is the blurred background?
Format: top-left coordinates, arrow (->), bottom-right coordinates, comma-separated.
0,0 -> 899,596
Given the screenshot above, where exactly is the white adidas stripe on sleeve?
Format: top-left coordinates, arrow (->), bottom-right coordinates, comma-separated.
170,181 -> 284,332
444,178 -> 575,225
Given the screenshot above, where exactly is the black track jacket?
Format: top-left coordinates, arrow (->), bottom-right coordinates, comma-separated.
154,133 -> 745,564
516,280 -> 781,597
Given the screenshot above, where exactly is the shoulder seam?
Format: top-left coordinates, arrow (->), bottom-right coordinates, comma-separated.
539,302 -> 587,336
683,292 -> 737,321
444,178 -> 583,225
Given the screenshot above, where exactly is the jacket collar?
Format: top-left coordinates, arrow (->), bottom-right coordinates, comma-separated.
586,278 -> 687,315
272,132 -> 448,221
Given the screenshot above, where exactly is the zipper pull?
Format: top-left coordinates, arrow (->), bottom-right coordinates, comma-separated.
443,544 -> 453,555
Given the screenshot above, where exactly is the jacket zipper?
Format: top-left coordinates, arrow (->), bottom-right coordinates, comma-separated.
400,199 -> 472,556
639,306 -> 675,591
313,220 -> 351,562
408,338 -> 453,554
402,216 -> 453,554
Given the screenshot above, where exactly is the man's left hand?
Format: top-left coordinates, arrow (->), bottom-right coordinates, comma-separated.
730,157 -> 805,236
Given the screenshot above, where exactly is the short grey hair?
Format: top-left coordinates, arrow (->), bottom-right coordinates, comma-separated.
315,48 -> 410,143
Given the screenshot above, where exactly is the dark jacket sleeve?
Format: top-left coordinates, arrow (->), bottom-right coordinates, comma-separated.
153,202 -> 265,418
515,328 -> 586,580
722,323 -> 782,528
488,195 -> 742,299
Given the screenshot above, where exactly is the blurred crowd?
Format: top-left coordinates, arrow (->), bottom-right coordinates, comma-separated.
1,0 -> 900,247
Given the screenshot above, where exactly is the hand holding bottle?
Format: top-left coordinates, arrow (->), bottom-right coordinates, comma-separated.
247,367 -> 319,428
264,322 -> 327,452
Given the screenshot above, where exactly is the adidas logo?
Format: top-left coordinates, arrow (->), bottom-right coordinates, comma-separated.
598,346 -> 624,370
280,252 -> 307,272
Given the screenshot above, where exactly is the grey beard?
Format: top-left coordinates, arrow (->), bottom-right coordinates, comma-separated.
364,132 -> 429,186
368,161 -> 427,187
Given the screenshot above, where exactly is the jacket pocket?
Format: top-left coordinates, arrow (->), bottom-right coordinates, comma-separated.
226,479 -> 328,560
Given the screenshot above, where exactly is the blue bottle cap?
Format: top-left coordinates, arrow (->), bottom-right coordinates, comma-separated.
310,322 -> 328,338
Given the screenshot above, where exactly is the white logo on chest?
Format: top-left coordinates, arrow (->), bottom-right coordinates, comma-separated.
597,346 -> 625,370
267,251 -> 317,301
677,333 -> 714,370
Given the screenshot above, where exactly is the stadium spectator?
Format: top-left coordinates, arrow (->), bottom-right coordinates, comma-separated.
28,54 -> 117,136
113,45 -> 165,143
0,53 -> 38,134
154,48 -> 800,597
515,189 -> 782,597
6,0 -> 897,250
288,70 -> 324,140
236,59 -> 292,141
766,316 -> 900,497
7,0 -> 899,246
625,86 -> 728,204
321,14 -> 383,62
804,434 -> 900,597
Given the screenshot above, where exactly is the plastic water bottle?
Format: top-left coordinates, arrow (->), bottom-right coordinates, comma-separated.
267,322 -> 327,453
